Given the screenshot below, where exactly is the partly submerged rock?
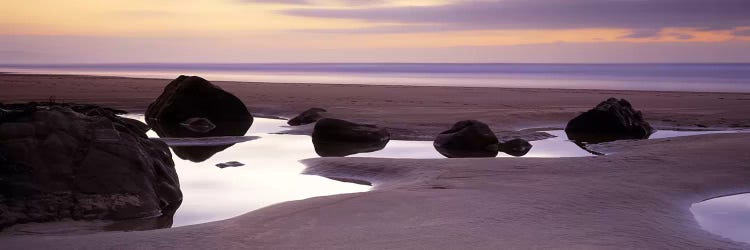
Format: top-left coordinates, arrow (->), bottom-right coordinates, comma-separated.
145,76 -> 254,162
146,75 -> 253,123
499,138 -> 533,157
180,117 -> 216,133
565,98 -> 655,143
434,120 -> 499,158
287,108 -> 327,126
312,118 -> 390,157
0,103 -> 181,229
147,118 -> 251,162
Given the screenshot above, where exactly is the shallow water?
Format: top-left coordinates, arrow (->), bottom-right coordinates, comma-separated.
125,116 -> 602,229
115,115 -> 745,229
691,194 -> 750,244
5,114 -> 741,235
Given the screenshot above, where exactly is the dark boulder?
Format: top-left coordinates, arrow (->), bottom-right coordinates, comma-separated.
146,75 -> 252,123
499,138 -> 533,157
287,108 -> 327,126
0,103 -> 181,229
312,118 -> 390,157
565,98 -> 655,143
434,120 -> 499,158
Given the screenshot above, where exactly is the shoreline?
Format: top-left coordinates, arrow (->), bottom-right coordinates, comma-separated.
2,73 -> 750,248
2,133 -> 749,249
2,73 -> 749,141
3,71 -> 750,95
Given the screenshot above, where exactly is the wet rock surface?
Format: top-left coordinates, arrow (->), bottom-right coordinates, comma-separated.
146,75 -> 253,123
499,138 -> 533,157
565,98 -> 655,143
146,75 -> 254,162
0,103 -> 181,229
312,118 -> 390,157
433,120 -> 499,158
287,108 -> 327,126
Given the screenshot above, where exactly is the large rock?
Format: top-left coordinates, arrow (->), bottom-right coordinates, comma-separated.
287,108 -> 327,126
146,75 -> 252,123
0,103 -> 182,229
565,98 -> 655,143
312,118 -> 390,157
434,120 -> 499,158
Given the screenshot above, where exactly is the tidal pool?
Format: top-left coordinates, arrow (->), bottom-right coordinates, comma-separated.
124,115 -> 601,229
111,115 -> 745,230
10,114 -> 733,234
691,193 -> 750,244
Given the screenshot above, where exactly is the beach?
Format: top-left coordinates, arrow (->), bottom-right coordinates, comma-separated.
2,73 -> 749,140
1,73 -> 750,249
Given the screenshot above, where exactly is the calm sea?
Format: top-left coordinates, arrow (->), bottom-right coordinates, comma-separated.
2,63 -> 750,92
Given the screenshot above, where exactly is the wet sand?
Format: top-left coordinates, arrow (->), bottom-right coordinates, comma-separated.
1,73 -> 750,249
2,73 -> 749,140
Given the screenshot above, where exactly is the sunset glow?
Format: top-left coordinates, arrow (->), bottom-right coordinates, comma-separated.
2,0 -> 750,63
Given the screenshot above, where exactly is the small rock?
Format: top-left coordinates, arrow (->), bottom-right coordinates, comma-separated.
433,120 -> 499,158
215,161 -> 245,168
287,108 -> 327,126
499,138 -> 533,157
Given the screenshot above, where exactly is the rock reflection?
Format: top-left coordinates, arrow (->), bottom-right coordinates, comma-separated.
312,137 -> 389,157
104,200 -> 181,232
564,131 -> 652,145
147,119 -> 252,162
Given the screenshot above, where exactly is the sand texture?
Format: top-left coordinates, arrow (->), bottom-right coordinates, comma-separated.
1,73 -> 750,249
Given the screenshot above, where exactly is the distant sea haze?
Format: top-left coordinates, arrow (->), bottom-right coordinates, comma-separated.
2,63 -> 750,93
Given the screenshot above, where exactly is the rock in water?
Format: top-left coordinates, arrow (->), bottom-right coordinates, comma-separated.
180,117 -> 216,133
216,161 -> 245,168
148,118 -> 251,162
499,138 -> 533,157
434,120 -> 499,158
146,75 -> 253,123
565,98 -> 655,143
145,76 -> 253,162
312,118 -> 390,157
287,108 -> 327,126
0,103 -> 182,229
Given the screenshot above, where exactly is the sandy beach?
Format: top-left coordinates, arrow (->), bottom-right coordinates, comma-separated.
2,73 -> 749,140
1,73 -> 750,249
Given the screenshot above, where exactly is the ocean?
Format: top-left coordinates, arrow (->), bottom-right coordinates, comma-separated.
2,63 -> 750,93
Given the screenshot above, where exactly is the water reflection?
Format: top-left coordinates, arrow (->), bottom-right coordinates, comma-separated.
562,129 -> 742,154
565,131 -> 651,145
691,193 -> 750,244
138,117 -> 371,227
312,138 -> 389,157
104,201 -> 180,231
131,114 -> 742,229
146,118 -> 252,162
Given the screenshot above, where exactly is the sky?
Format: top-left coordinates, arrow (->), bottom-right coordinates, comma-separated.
2,0 -> 750,63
